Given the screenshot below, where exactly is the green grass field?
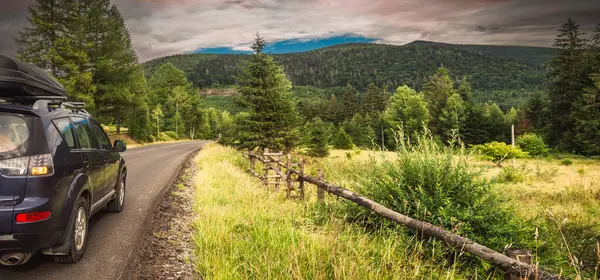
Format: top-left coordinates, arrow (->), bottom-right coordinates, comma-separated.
191,144 -> 600,279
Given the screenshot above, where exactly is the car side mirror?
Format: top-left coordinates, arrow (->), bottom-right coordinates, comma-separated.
114,140 -> 126,153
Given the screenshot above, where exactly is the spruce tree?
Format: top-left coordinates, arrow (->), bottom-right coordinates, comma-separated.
572,74 -> 600,155
338,84 -> 359,121
343,113 -> 375,147
332,126 -> 354,149
439,93 -> 466,141
423,67 -> 455,134
16,0 -> 95,105
307,118 -> 330,157
236,34 -> 299,151
362,83 -> 387,115
547,18 -> 590,151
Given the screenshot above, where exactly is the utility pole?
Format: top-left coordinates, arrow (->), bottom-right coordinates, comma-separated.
511,124 -> 515,166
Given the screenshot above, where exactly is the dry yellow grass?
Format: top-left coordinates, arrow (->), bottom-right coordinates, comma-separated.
192,144 -> 471,279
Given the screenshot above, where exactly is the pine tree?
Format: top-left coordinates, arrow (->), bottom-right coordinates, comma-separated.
338,84 -> 359,121
332,126 -> 354,149
16,0 -> 95,105
439,93 -> 466,141
572,74 -> 600,155
343,113 -> 375,147
362,83 -> 387,115
307,118 -> 330,157
236,34 -> 299,151
547,18 -> 590,151
423,67 -> 455,134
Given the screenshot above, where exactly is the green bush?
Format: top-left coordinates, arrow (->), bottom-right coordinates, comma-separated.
516,133 -> 550,156
474,141 -> 528,166
560,158 -> 573,166
164,131 -> 178,140
158,132 -> 175,142
493,166 -> 526,184
343,129 -> 533,263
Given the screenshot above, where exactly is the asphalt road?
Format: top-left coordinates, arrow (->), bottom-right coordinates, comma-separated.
0,140 -> 207,280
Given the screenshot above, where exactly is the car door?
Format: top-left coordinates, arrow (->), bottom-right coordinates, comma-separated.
87,119 -> 120,196
71,116 -> 106,204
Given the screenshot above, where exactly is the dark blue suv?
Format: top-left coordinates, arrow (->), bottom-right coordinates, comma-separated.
0,55 -> 127,266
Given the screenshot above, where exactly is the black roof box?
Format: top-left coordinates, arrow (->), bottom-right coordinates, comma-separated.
0,55 -> 66,99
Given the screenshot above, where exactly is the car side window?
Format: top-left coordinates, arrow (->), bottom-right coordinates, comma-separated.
88,120 -> 111,150
71,117 -> 94,149
52,118 -> 76,149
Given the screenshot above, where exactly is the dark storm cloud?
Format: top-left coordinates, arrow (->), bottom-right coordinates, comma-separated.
0,0 -> 598,61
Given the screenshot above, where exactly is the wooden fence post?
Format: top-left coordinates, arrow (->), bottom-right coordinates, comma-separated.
317,169 -> 325,203
285,154 -> 292,198
298,159 -> 305,199
250,154 -> 256,173
504,249 -> 532,280
262,148 -> 270,187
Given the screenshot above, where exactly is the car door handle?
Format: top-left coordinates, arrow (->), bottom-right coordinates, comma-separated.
82,160 -> 90,169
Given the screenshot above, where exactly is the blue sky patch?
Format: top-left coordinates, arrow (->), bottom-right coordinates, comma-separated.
193,34 -> 378,54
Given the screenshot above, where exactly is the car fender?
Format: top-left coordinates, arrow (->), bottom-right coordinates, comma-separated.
58,173 -> 92,241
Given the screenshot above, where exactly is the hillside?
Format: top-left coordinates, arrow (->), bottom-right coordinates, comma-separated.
143,42 -> 547,93
407,40 -> 557,66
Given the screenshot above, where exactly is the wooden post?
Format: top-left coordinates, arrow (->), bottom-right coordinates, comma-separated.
511,125 -> 516,166
250,154 -> 256,173
504,249 -> 532,280
262,148 -> 270,187
285,154 -> 292,198
317,169 -> 325,203
274,154 -> 281,191
298,159 -> 305,199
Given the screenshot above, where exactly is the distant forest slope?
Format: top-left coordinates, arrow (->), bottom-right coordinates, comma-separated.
143,42 -> 547,93
407,40 -> 557,66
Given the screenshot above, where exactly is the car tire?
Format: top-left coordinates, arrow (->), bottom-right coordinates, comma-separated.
107,172 -> 126,213
54,196 -> 89,263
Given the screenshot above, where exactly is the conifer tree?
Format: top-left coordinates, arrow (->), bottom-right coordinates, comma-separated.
235,34 -> 299,151
572,74 -> 600,155
362,83 -> 387,115
423,67 -> 455,135
338,84 -> 359,121
343,113 -> 375,147
307,118 -> 330,157
16,0 -> 95,105
440,93 -> 466,141
332,126 -> 354,149
547,18 -> 590,151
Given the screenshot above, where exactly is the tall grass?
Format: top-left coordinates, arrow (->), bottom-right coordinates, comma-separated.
192,144 -> 475,279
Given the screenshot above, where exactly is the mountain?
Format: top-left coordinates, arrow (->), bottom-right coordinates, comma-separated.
144,42 -> 548,95
407,40 -> 557,66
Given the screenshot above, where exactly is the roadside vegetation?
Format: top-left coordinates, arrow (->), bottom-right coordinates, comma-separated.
193,144 -> 481,279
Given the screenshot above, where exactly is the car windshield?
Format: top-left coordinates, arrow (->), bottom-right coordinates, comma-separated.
0,114 -> 31,160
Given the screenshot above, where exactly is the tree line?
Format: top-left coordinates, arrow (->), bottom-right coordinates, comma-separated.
219,19 -> 600,158
14,0 -> 232,143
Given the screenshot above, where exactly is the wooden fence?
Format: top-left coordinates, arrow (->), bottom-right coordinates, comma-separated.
244,149 -> 560,280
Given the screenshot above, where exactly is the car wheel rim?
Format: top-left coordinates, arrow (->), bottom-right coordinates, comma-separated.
74,207 -> 87,251
119,178 -> 125,206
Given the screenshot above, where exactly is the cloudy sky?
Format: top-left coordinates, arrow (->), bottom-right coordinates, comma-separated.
0,0 -> 599,61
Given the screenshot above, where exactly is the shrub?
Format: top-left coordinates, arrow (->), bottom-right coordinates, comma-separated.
474,141 -> 528,166
164,131 -> 178,140
158,132 -> 175,142
344,128 -> 532,258
516,133 -> 550,156
560,158 -> 573,166
493,166 -> 526,184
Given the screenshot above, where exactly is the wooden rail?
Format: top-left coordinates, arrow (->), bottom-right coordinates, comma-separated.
243,151 -> 560,280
